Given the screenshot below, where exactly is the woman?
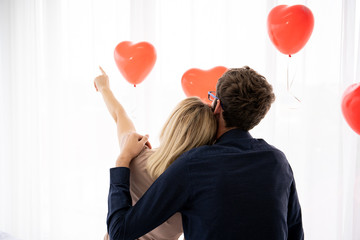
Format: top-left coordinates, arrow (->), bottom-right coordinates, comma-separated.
94,67 -> 217,240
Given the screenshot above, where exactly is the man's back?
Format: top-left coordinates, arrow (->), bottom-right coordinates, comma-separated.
177,129 -> 303,239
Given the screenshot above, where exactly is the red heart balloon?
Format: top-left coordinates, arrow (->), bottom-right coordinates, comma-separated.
114,41 -> 156,86
342,83 -> 360,135
267,5 -> 314,56
181,66 -> 228,103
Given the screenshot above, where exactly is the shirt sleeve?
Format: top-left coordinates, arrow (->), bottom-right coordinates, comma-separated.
107,155 -> 190,240
287,178 -> 304,240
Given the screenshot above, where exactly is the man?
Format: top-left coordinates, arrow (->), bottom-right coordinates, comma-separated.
107,66 -> 304,239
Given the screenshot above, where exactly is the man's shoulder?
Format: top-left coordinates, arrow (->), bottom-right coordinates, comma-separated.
178,144 -> 215,160
178,138 -> 288,164
255,138 -> 285,153
179,143 -> 234,161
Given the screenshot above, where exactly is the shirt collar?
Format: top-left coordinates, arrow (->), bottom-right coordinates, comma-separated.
215,128 -> 253,145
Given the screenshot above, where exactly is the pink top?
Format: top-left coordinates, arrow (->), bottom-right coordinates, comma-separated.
129,147 -> 183,240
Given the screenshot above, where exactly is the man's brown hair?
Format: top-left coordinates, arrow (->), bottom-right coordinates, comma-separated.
216,66 -> 275,131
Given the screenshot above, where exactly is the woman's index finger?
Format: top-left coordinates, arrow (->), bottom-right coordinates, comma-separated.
99,66 -> 106,75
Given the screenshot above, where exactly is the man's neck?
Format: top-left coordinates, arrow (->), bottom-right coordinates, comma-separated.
215,111 -> 237,139
216,126 -> 237,139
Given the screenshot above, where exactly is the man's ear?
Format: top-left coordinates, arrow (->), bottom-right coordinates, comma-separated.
213,100 -> 222,115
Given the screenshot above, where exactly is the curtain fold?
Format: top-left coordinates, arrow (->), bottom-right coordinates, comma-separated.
340,0 -> 360,239
0,0 -> 359,239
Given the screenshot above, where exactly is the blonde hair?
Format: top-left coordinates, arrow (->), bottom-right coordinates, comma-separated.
147,97 -> 217,180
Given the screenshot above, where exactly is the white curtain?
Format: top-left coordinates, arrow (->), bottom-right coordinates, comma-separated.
0,0 -> 359,239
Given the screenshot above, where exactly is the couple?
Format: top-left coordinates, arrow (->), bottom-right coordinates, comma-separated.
94,66 -> 304,240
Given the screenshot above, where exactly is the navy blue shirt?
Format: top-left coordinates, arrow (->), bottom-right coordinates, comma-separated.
107,129 -> 304,240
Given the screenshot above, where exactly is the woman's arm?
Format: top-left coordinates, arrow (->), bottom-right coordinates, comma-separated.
94,66 -> 136,147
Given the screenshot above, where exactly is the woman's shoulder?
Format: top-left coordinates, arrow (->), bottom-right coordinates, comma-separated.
129,147 -> 155,172
133,146 -> 154,162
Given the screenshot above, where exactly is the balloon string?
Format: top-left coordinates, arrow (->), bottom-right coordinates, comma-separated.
287,61 -> 290,92
129,83 -> 138,122
287,57 -> 301,103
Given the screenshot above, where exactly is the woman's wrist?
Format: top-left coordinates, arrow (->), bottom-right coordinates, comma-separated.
99,86 -> 111,93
